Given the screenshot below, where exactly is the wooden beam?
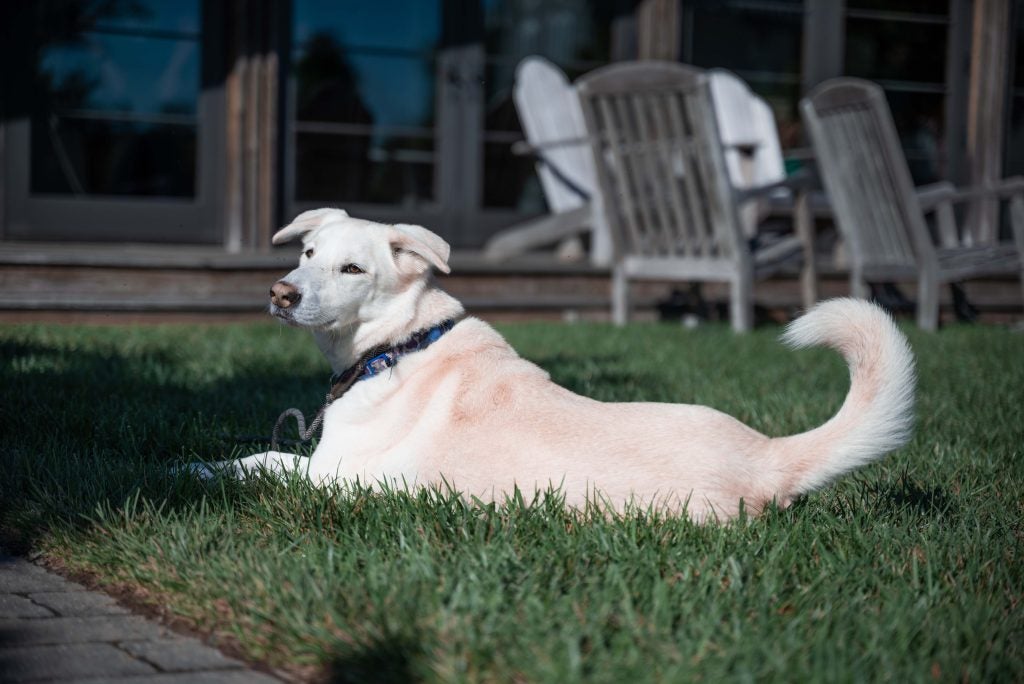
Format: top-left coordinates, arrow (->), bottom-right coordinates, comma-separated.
966,0 -> 1012,244
801,0 -> 845,94
0,123 -> 6,241
257,50 -> 278,250
944,0 -> 972,187
638,0 -> 680,61
224,0 -> 280,252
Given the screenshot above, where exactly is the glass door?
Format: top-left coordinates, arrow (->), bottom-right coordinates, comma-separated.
473,0 -> 624,245
3,0 -> 224,243
285,0 -> 624,248
844,1 -> 952,184
287,0 -> 446,227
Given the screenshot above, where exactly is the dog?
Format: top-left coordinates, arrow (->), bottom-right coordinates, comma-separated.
210,208 -> 915,521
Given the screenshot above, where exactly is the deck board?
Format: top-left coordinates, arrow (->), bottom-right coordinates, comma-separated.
1,244 -> 1019,324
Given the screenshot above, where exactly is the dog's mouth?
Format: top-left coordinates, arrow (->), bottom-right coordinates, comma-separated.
270,304 -> 335,330
269,304 -> 300,326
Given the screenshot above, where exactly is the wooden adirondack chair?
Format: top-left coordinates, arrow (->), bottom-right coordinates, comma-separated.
483,56 -> 605,263
484,58 -> 820,269
574,61 -> 817,331
800,77 -> 1024,330
711,70 -> 787,188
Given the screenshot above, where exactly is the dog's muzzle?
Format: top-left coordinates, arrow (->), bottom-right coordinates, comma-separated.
270,280 -> 302,310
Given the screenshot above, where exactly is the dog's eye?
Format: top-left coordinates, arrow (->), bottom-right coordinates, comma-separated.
341,263 -> 364,275
304,248 -> 314,259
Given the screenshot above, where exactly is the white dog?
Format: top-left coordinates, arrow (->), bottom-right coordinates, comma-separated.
212,208 -> 915,521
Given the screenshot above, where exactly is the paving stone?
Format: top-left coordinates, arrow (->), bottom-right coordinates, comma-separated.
0,594 -> 56,618
0,558 -> 86,594
0,615 -> 168,646
0,550 -> 281,682
28,590 -> 129,617
65,670 -> 282,683
0,642 -> 157,682
118,637 -> 245,672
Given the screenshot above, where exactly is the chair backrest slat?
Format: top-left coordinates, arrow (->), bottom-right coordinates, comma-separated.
840,107 -> 903,261
629,92 -> 677,254
593,93 -> 647,254
662,91 -> 710,257
847,108 -> 916,261
513,57 -> 595,213
614,93 -> 662,255
801,79 -> 936,271
685,88 -> 736,259
648,92 -> 697,257
577,62 -> 743,261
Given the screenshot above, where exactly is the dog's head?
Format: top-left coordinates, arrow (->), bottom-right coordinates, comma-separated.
268,208 -> 451,330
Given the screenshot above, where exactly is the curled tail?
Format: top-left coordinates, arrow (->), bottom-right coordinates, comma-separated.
771,298 -> 916,496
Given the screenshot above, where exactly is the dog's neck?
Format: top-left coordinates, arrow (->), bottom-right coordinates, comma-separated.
313,281 -> 465,374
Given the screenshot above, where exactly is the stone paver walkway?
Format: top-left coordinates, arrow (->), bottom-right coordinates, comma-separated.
0,549 -> 280,683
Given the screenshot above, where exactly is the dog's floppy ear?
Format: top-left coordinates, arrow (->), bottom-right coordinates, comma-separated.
388,223 -> 451,274
272,208 -> 349,245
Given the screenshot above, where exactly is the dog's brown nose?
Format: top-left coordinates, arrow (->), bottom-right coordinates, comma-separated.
270,281 -> 301,309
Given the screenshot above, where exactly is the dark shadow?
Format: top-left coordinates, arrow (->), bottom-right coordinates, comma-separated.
0,333 -> 337,658
655,285 -> 779,327
0,336 -> 331,551
863,472 -> 955,520
819,471 -> 954,523
325,633 -> 424,684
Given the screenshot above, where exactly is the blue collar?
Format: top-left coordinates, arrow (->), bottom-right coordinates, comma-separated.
328,318 -> 458,400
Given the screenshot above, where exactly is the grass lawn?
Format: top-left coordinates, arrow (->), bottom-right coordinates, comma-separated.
1,318 -> 1022,682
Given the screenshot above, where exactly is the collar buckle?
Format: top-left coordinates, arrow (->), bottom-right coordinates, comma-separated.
365,352 -> 394,376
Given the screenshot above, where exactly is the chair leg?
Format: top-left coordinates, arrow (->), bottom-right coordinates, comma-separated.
1010,194 -> 1024,315
795,189 -> 818,309
917,272 -> 939,331
850,268 -> 870,300
612,265 -> 629,326
730,274 -> 753,333
1018,268 -> 1024,320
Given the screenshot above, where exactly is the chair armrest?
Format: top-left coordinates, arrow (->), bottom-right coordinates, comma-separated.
735,170 -> 816,203
511,137 -> 590,157
914,182 -> 960,248
483,206 -> 592,261
920,177 -> 1024,205
915,181 -> 956,212
916,178 -> 1024,247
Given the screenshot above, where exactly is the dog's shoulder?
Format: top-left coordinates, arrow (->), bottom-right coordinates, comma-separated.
424,317 -> 548,382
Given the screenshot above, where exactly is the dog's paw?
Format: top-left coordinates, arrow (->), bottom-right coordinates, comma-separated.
172,461 -> 221,480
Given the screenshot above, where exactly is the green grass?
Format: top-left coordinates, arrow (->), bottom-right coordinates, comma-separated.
1,319 -> 1022,682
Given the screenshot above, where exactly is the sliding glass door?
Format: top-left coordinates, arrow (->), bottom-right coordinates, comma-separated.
286,0 -> 624,247
3,0 -> 224,242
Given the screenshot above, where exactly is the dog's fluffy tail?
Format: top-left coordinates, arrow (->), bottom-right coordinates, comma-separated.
770,298 -> 916,497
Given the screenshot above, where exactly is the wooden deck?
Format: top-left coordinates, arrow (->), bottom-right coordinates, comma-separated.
1,242 -> 1019,325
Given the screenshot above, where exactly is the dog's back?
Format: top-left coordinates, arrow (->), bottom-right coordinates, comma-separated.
394,300 -> 914,519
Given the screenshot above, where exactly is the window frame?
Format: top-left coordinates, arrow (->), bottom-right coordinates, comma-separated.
1,0 -> 226,244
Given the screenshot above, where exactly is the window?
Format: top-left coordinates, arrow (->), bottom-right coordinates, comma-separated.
3,0 -> 224,243
481,0 -> 622,213
287,0 -> 628,246
291,0 -> 440,205
681,1 -> 805,152
844,2 -> 950,183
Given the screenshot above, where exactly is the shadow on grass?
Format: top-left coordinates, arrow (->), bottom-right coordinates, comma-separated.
822,472 -> 955,523
326,634 -> 424,684
865,472 -> 955,520
0,336 -> 328,550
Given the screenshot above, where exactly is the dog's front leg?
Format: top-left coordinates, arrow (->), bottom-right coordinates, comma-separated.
184,451 -> 310,481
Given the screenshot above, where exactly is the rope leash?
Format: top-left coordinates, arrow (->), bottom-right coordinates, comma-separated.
254,318 -> 460,452
269,395 -> 331,452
